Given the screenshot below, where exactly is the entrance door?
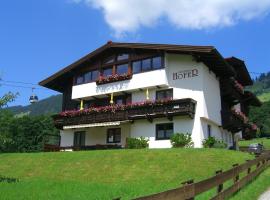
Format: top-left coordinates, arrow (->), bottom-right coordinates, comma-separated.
74,131 -> 86,147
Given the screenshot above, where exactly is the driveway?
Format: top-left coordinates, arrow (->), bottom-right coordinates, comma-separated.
259,188 -> 270,200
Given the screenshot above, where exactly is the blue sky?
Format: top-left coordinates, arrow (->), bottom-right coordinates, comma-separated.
0,0 -> 270,106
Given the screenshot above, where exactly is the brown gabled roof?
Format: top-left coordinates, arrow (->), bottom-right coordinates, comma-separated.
225,57 -> 253,86
39,41 -> 236,92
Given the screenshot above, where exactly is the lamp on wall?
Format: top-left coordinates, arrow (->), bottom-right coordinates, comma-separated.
110,93 -> 114,104
146,88 -> 149,100
80,99 -> 84,110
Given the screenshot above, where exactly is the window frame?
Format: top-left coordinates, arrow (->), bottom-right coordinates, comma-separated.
132,56 -> 164,74
74,131 -> 86,147
156,89 -> 173,100
156,123 -> 174,140
207,124 -> 212,138
116,63 -> 129,75
102,66 -> 114,77
107,128 -> 121,143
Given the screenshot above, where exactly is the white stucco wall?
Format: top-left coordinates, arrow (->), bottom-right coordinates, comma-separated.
60,52 -> 234,149
72,69 -> 168,99
130,117 -> 194,148
60,124 -> 130,147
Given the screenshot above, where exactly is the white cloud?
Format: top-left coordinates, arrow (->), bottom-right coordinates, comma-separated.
73,0 -> 270,36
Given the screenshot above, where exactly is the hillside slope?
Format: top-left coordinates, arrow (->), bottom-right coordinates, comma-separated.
0,149 -> 253,200
5,95 -> 62,116
248,72 -> 270,102
247,72 -> 270,135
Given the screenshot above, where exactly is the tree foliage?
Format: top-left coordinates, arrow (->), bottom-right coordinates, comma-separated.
0,111 -> 59,153
0,92 -> 19,108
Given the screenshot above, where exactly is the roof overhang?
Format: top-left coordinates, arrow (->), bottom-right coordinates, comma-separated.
225,57 -> 253,86
39,42 -> 236,92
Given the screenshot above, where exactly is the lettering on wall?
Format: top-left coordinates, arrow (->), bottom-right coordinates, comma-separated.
173,69 -> 199,80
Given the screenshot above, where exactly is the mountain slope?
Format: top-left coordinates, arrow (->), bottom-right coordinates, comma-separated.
5,95 -> 62,116
247,72 -> 270,102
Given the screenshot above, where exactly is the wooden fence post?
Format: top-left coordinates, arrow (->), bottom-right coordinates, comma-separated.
181,179 -> 194,200
232,164 -> 239,183
216,170 -> 223,194
246,160 -> 251,174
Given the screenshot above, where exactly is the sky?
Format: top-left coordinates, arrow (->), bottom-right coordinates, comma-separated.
0,0 -> 270,106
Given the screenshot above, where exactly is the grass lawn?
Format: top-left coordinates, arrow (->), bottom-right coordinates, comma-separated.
0,149 -> 253,200
239,137 -> 270,149
230,166 -> 270,200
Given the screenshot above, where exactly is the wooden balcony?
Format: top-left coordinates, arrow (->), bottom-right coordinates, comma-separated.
220,78 -> 244,105
53,99 -> 196,129
221,110 -> 247,133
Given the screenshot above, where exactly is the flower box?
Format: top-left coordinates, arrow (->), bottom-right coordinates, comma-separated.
96,73 -> 132,85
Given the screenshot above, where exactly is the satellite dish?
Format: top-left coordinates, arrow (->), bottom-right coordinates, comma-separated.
29,88 -> 38,104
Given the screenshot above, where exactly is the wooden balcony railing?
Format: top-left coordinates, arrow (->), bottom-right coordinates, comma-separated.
220,78 -> 244,105
53,99 -> 196,129
221,110 -> 248,133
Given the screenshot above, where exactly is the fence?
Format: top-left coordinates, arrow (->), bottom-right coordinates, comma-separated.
115,151 -> 270,200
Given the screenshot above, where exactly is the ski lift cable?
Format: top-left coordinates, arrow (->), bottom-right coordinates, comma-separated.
0,83 -> 49,90
0,79 -> 39,86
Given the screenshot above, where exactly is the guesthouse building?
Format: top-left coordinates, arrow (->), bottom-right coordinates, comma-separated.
39,42 -> 261,149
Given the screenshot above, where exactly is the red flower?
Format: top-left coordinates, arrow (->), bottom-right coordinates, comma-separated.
59,98 -> 174,118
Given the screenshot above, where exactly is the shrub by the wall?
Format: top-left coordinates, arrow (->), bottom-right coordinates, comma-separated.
202,136 -> 227,148
126,137 -> 149,149
170,133 -> 194,148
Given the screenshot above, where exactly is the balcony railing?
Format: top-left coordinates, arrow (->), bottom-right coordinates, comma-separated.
220,78 -> 244,105
221,109 -> 248,133
53,99 -> 196,129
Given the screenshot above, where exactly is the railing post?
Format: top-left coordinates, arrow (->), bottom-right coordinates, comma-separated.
216,170 -> 223,194
181,179 -> 194,200
246,160 -> 251,174
255,155 -> 261,169
232,164 -> 239,183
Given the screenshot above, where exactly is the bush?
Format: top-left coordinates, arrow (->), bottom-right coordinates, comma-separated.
126,137 -> 149,149
212,140 -> 227,149
202,136 -> 216,148
170,133 -> 194,148
202,136 -> 227,149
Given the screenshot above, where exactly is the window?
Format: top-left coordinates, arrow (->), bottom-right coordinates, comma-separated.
156,89 -> 173,100
103,67 -> 113,77
156,123 -> 173,140
116,63 -> 129,75
84,71 -> 92,83
142,58 -> 151,71
207,124 -> 212,138
132,60 -> 141,74
152,56 -> 162,69
117,53 -> 129,61
132,56 -> 164,74
74,131 -> 85,146
103,56 -> 115,64
107,128 -> 121,143
75,70 -> 99,85
91,70 -> 99,81
76,75 -> 84,85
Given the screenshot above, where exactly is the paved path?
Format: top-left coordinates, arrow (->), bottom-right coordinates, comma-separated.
258,188 -> 270,200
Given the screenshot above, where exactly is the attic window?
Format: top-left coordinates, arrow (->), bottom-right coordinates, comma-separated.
117,53 -> 129,61
103,56 -> 115,64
